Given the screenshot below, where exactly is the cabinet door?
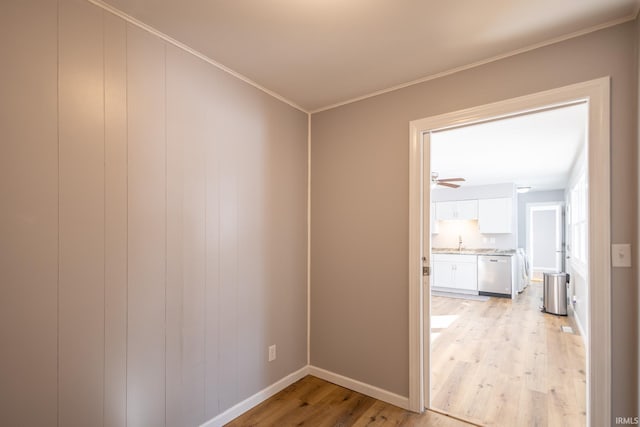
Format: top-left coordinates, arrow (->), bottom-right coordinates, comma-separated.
432,260 -> 454,288
431,203 -> 439,234
435,200 -> 478,220
456,200 -> 478,220
454,262 -> 478,290
435,201 -> 456,220
478,197 -> 512,233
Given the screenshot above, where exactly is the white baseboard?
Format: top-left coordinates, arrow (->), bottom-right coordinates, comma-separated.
569,305 -> 588,346
200,365 -> 310,427
307,365 -> 409,410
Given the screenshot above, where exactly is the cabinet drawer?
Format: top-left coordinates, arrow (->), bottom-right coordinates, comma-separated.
433,254 -> 477,263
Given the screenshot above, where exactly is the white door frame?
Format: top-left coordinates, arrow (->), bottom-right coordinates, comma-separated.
408,77 -> 610,426
526,202 -> 565,274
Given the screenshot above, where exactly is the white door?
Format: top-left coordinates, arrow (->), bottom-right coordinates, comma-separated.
527,202 -> 564,274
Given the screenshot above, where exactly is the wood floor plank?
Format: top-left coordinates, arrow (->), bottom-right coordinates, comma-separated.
228,381 -> 316,425
352,400 -> 411,427
516,389 -> 548,427
456,361 -> 496,424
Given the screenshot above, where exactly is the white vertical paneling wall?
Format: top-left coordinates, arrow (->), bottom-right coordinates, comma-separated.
126,23 -> 168,427
165,45 -> 209,426
0,1 -> 308,426
204,74 -> 223,420
58,0 -> 106,425
104,11 -> 128,427
0,1 -> 59,426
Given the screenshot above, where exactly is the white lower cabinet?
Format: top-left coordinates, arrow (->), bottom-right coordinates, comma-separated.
432,254 -> 478,292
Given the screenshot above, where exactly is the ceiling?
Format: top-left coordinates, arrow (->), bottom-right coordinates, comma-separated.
431,102 -> 587,191
101,0 -> 639,112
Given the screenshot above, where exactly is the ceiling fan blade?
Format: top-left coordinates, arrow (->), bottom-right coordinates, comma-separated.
438,182 -> 460,188
437,177 -> 465,182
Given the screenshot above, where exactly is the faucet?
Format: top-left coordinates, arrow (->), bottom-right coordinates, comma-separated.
458,235 -> 463,252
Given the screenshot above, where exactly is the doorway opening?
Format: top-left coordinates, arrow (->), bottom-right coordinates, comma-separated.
527,202 -> 565,280
427,104 -> 586,426
407,78 -> 611,426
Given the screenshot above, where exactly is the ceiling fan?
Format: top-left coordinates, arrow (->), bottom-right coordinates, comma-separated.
431,172 -> 466,188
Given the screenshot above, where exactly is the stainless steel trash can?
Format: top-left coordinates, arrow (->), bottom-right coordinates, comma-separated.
542,272 -> 570,316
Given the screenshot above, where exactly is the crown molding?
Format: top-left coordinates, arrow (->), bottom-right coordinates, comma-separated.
311,14 -> 636,114
86,0 -> 309,114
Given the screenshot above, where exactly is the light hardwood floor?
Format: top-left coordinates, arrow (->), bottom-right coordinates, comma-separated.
226,375 -> 475,426
430,282 -> 586,426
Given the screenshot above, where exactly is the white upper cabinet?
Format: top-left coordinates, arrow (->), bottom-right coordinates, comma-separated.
456,200 -> 478,220
478,197 -> 512,233
435,200 -> 478,220
435,201 -> 456,220
431,202 -> 439,234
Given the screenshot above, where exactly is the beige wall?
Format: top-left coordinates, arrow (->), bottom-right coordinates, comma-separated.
311,20 -> 638,420
0,1 -> 308,426
636,14 -> 640,419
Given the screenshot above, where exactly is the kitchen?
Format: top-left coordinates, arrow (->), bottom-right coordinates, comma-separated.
426,102 -> 588,426
430,182 -> 525,299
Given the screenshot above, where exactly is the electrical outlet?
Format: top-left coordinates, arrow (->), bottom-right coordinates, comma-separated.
268,345 -> 276,362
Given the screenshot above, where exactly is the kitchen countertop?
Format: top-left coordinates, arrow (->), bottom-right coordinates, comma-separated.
432,248 -> 516,256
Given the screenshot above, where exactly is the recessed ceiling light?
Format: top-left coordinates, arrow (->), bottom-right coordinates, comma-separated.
517,186 -> 532,193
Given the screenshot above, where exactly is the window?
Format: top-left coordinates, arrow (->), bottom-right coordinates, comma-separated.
570,172 -> 587,270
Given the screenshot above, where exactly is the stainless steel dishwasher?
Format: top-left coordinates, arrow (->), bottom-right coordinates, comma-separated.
477,255 -> 512,297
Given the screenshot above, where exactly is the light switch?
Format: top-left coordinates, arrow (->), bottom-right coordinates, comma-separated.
611,243 -> 632,268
